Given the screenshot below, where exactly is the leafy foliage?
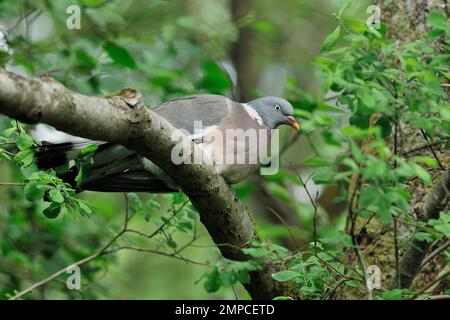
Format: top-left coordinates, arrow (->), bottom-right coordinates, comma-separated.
0,0 -> 448,300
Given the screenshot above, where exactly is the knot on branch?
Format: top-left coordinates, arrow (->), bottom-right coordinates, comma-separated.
105,88 -> 144,109
105,88 -> 146,124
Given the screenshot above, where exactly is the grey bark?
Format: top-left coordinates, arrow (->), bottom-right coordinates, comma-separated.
0,68 -> 293,299
398,165 -> 450,288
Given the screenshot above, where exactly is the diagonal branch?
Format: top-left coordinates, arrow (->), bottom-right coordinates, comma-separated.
396,164 -> 450,288
0,68 -> 292,299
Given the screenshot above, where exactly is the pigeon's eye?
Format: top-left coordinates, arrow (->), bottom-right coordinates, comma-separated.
274,104 -> 281,111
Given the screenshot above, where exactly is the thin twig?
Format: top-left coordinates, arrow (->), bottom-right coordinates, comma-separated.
104,245 -> 208,267
0,182 -> 26,186
409,268 -> 450,299
288,162 -> 317,211
313,191 -> 319,255
420,240 -> 450,269
348,194 -> 371,299
9,195 -> 194,300
267,207 -> 300,251
420,129 -> 445,170
322,278 -> 347,300
9,253 -> 99,300
125,199 -> 189,239
392,121 -> 400,288
403,140 -> 449,156
393,217 -> 400,288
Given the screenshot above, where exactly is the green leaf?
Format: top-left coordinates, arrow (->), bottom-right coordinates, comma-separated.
377,116 -> 392,138
127,193 -> 140,203
198,60 -> 232,94
78,200 -> 92,215
43,202 -> 61,219
320,26 -> 341,52
49,189 -> 64,203
303,158 -> 331,167
382,289 -> 406,300
413,164 -> 432,185
272,270 -> 298,282
357,87 -> 375,109
242,247 -> 269,258
273,296 -> 294,300
176,16 -> 197,29
103,41 -> 137,69
2,127 -> 15,138
0,149 -> 11,161
414,232 -> 433,242
426,10 -> 448,31
82,0 -> 103,6
16,134 -> 35,150
166,235 -> 177,249
77,144 -> 98,158
146,199 -> 161,212
345,279 -> 361,288
412,156 -> 438,168
344,17 -> 367,33
429,212 -> 450,238
24,182 -> 46,201
312,171 -> 335,185
204,268 -> 221,293
75,165 -> 83,187
14,149 -> 34,166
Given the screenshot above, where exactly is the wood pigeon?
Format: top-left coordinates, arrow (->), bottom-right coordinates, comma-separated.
35,94 -> 299,192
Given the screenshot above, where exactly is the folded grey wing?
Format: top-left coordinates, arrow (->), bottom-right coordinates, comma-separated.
151,94 -> 233,135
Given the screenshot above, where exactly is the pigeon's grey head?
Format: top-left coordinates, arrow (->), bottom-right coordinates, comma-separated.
247,96 -> 299,130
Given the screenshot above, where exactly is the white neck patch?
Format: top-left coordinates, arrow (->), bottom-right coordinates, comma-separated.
242,103 -> 263,126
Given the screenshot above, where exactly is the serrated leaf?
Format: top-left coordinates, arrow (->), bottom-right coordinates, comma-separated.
320,26 -> 341,52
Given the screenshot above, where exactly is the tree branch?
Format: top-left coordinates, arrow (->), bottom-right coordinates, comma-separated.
397,164 -> 450,288
0,68 -> 292,299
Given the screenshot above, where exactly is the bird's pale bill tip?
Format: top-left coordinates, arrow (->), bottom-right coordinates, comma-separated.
287,116 -> 300,131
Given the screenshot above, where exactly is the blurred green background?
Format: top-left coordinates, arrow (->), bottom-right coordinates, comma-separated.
0,0 -> 371,299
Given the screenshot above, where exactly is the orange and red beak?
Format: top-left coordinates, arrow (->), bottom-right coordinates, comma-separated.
287,116 -> 300,131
